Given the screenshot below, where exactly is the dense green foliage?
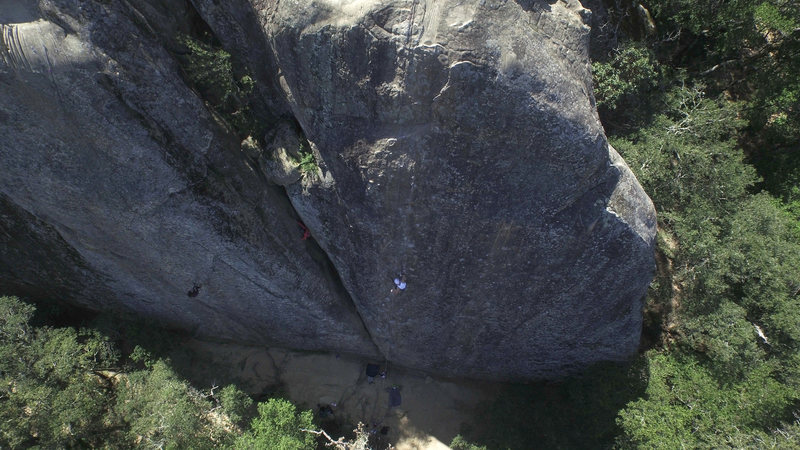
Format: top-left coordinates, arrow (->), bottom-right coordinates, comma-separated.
175,34 -> 266,140
115,357 -> 228,449
450,435 -> 489,450
591,43 -> 660,112
0,296 -> 335,449
610,85 -> 800,448
602,0 -> 800,447
234,398 -> 316,450
643,0 -> 800,209
0,295 -> 235,448
0,297 -> 118,448
298,150 -> 319,175
0,296 -> 389,450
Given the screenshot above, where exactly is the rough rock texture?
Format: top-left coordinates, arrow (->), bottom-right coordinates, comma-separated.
194,0 -> 657,379
0,0 -> 655,380
578,0 -> 617,60
0,0 -> 378,357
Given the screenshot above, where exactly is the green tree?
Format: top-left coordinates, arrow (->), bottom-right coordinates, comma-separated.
234,398 -> 316,450
638,0 -> 800,208
175,34 -> 265,139
114,359 -> 218,449
0,296 -> 119,448
617,352 -> 798,448
0,296 -> 248,449
592,42 -> 660,111
218,384 -> 254,427
611,79 -> 800,447
681,300 -> 764,380
450,435 -> 488,450
612,85 -> 755,217
177,34 -> 240,107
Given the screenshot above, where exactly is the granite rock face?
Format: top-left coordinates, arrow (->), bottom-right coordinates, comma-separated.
200,0 -> 657,379
0,0 -> 655,380
0,0 -> 378,357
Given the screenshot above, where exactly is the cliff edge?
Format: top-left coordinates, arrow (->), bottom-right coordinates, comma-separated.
0,0 -> 655,380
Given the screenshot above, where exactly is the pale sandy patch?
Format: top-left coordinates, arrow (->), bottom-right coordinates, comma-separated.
183,339 -> 498,449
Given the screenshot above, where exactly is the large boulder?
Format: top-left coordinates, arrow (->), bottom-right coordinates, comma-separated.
241,0 -> 656,379
0,0 -> 378,357
0,0 -> 656,381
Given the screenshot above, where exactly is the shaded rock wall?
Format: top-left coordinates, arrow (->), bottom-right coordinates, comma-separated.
0,0 -> 378,356
195,0 -> 656,379
0,0 -> 655,380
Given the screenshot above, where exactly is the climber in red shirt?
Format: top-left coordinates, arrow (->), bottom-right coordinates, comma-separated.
297,220 -> 311,240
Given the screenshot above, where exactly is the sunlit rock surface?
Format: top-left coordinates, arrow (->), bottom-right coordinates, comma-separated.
0,0 -> 655,380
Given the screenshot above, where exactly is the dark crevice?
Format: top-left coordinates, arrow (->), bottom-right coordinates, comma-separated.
173,1 -> 281,141
184,0 -> 217,41
123,0 -> 384,357
186,0 -> 292,118
276,183 -> 385,359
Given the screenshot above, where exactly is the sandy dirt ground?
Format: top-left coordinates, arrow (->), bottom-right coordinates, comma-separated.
182,339 -> 500,449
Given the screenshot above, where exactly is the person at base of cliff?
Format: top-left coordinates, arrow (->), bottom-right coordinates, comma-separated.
388,385 -> 401,407
366,363 -> 380,383
317,403 -> 334,419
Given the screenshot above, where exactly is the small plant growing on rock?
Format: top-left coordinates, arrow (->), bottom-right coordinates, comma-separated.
176,34 -> 240,106
298,151 -> 318,175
